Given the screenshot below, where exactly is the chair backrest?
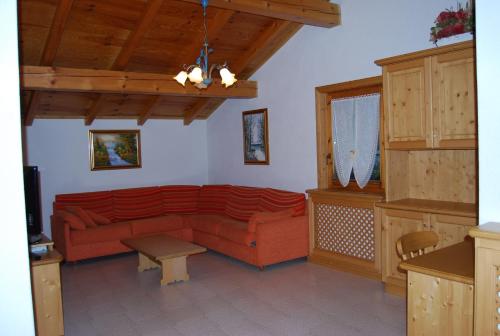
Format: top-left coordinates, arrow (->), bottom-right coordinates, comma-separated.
396,231 -> 440,261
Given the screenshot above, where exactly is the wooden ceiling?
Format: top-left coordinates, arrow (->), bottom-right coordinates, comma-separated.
18,0 -> 340,126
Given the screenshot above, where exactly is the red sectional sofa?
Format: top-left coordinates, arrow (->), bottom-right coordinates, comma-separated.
51,185 -> 308,268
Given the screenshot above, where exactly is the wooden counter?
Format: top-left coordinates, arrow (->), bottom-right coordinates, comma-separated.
399,241 -> 474,336
400,240 -> 474,284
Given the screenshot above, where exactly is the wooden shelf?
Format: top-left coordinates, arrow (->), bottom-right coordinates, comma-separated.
376,198 -> 477,218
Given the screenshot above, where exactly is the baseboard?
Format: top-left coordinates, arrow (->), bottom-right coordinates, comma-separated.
308,250 -> 381,281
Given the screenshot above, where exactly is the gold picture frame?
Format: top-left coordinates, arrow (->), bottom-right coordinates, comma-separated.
89,130 -> 142,171
242,108 -> 269,165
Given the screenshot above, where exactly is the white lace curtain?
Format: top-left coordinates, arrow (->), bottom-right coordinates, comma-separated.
332,94 -> 380,189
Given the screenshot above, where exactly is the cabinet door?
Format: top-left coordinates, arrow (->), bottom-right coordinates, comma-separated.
432,48 -> 476,148
384,58 -> 432,149
430,214 -> 476,249
382,209 -> 429,281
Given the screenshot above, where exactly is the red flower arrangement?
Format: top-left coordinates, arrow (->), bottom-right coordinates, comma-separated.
430,2 -> 474,44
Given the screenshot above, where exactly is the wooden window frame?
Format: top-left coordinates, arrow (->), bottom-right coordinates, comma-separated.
314,76 -> 384,194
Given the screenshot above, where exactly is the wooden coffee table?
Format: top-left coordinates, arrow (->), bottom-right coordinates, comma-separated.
121,234 -> 206,285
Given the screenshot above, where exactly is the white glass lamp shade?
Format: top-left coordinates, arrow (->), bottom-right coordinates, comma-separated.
188,67 -> 204,84
220,67 -> 237,88
174,71 -> 188,86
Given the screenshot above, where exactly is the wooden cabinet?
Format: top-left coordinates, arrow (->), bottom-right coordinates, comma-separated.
469,223 -> 500,336
400,242 -> 474,336
31,248 -> 64,336
379,201 -> 476,295
377,41 -> 476,150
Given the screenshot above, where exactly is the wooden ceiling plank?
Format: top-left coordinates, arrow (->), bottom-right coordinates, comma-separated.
137,96 -> 162,125
177,0 -> 340,27
88,0 -> 164,126
21,66 -> 257,99
40,0 -> 75,66
24,91 -> 42,126
183,21 -> 297,125
113,0 -> 165,71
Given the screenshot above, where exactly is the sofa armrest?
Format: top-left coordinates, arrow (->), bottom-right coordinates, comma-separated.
51,214 -> 71,260
255,215 -> 309,267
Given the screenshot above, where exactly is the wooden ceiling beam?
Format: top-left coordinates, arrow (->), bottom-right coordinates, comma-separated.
183,21 -> 299,125
21,66 -> 258,99
87,0 -> 164,125
181,9 -> 235,66
25,0 -> 75,126
40,0 -> 75,66
84,95 -> 106,126
113,0 -> 164,71
137,96 -> 162,125
24,91 -> 42,126
178,0 -> 340,27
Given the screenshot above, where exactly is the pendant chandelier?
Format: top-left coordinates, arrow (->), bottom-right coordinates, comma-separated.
174,0 -> 237,89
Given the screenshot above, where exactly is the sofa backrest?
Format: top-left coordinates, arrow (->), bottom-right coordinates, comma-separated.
112,186 -> 163,221
54,191 -> 115,221
53,184 -> 306,222
197,185 -> 231,215
160,185 -> 200,214
259,188 -> 306,216
224,185 -> 263,221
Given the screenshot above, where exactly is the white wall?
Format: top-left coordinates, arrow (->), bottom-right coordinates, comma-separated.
0,0 -> 36,334
25,119 -> 208,237
476,1 -> 500,224
207,0 -> 472,193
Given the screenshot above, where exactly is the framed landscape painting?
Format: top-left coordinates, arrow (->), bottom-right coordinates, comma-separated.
242,109 -> 269,165
89,130 -> 141,170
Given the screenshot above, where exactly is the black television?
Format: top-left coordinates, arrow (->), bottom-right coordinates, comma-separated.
23,166 -> 42,244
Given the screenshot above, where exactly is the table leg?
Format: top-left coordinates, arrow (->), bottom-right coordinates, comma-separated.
137,252 -> 159,272
160,256 -> 189,285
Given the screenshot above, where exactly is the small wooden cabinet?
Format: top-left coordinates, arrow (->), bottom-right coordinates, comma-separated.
400,241 -> 474,336
31,247 -> 64,336
377,41 -> 476,150
378,200 -> 476,295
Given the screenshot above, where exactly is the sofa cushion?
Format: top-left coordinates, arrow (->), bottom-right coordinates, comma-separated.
70,222 -> 132,245
225,186 -> 262,221
160,185 -> 200,214
219,219 -> 256,247
113,187 -> 163,221
259,188 -> 306,216
189,214 -> 226,235
54,191 -> 115,221
198,185 -> 231,215
65,206 -> 97,227
247,209 -> 294,233
85,209 -> 112,225
130,215 -> 184,236
58,210 -> 87,231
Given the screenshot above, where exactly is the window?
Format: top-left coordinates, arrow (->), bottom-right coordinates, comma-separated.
315,76 -> 384,194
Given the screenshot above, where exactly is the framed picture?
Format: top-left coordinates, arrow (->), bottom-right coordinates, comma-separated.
242,108 -> 269,165
89,130 -> 142,170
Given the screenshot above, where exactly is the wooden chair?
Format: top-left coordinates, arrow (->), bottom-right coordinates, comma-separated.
396,231 -> 439,261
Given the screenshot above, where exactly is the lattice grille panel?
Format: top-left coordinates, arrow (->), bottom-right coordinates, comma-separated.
315,203 -> 374,261
496,266 -> 500,335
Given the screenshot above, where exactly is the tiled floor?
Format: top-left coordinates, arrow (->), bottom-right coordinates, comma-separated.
61,252 -> 405,336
